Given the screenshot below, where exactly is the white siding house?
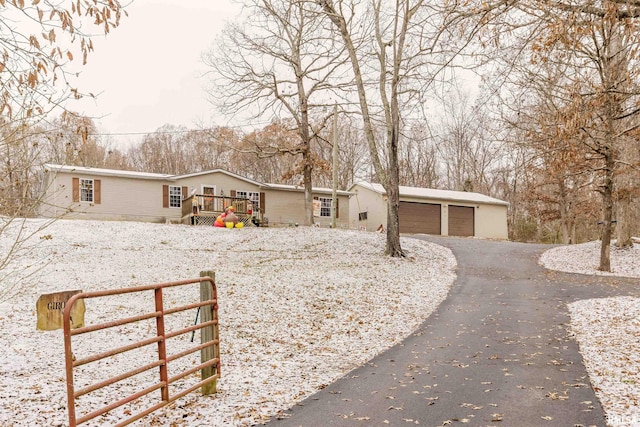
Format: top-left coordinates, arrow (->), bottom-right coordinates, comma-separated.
40,165 -> 352,227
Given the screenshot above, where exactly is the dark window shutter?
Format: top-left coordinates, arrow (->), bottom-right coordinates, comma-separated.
72,178 -> 79,202
162,185 -> 169,208
182,186 -> 188,199
260,192 -> 266,213
94,179 -> 101,204
336,197 -> 339,218
230,190 -> 236,197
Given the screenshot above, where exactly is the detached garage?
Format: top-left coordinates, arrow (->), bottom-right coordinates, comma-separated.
349,182 -> 509,240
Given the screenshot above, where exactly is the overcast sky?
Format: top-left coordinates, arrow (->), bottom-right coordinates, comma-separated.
66,1 -> 241,149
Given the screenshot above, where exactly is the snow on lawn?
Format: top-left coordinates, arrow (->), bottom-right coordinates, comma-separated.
568,297 -> 640,427
0,219 -> 456,426
540,240 -> 640,278
541,241 -> 640,427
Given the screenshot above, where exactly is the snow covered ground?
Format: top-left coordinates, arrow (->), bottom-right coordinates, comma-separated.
0,220 -> 637,427
0,219 -> 456,426
541,241 -> 640,427
540,240 -> 640,279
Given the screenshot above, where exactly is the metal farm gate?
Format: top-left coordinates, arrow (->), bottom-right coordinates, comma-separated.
62,274 -> 220,426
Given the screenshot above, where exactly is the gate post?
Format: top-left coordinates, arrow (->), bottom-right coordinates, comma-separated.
200,270 -> 218,395
155,287 -> 170,402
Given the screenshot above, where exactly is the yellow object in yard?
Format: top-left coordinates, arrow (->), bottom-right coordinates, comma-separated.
225,222 -> 234,228
235,222 -> 244,228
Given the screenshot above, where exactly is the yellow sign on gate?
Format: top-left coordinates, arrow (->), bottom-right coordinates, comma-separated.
36,290 -> 85,331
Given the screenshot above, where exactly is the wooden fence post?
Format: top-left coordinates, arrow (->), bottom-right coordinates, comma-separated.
200,270 -> 218,395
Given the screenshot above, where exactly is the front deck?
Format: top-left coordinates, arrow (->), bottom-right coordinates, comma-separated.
181,194 -> 267,227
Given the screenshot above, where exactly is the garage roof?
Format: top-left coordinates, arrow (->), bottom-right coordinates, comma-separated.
351,182 -> 509,206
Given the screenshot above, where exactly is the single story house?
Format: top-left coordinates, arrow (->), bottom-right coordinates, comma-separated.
349,182 -> 509,239
39,164 -> 352,227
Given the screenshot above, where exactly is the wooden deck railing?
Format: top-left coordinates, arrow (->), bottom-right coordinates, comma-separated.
182,194 -> 264,226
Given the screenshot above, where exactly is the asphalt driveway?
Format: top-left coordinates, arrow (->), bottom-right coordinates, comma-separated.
266,237 -> 639,427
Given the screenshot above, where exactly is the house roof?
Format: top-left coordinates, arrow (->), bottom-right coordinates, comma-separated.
174,169 -> 264,187
266,183 -> 353,196
350,182 -> 509,206
44,164 -> 173,180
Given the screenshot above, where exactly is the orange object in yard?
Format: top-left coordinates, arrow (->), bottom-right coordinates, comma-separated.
214,213 -> 226,227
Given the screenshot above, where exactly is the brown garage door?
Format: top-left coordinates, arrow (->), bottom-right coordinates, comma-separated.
448,205 -> 474,237
399,202 -> 441,235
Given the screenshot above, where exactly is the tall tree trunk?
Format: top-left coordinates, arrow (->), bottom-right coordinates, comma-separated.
303,156 -> 314,226
599,147 -> 615,272
385,182 -> 403,256
299,124 -> 315,226
560,221 -> 570,245
317,0 -> 403,256
599,16 -> 626,269
384,26 -> 406,257
384,127 -> 404,257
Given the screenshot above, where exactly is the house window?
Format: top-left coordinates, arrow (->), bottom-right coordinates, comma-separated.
169,185 -> 182,208
319,197 -> 332,217
359,211 -> 368,221
80,179 -> 94,202
236,191 -> 260,211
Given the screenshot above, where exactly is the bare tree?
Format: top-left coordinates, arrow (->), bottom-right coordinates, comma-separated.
315,0 -> 487,255
236,121 -> 306,184
434,88 -> 502,194
399,123 -> 440,189
189,127 -> 238,173
204,0 -> 348,225
311,114 -> 370,189
135,125 -> 241,175
126,125 -> 191,174
1,112 -> 129,220
493,143 -> 535,241
1,119 -> 43,217
42,112 -> 129,167
1,1 -> 127,300
315,0 -> 413,256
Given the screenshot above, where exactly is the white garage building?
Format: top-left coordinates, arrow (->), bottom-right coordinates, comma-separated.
349,182 -> 509,239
